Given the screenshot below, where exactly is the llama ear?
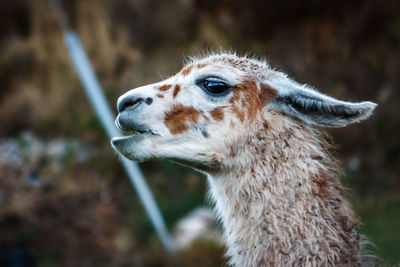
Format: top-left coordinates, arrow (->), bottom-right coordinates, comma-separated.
264,79 -> 377,127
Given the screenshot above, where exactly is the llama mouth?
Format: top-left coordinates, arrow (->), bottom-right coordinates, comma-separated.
114,116 -> 156,137
113,128 -> 156,140
121,129 -> 150,135
112,118 -> 158,149
111,130 -> 155,148
111,132 -> 149,144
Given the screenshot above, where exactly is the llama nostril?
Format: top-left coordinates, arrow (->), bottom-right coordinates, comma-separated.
145,97 -> 153,105
118,97 -> 144,113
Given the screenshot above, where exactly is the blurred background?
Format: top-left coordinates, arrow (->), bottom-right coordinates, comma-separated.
0,0 -> 399,266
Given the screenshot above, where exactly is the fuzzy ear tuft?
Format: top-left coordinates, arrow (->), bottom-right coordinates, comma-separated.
265,79 -> 377,127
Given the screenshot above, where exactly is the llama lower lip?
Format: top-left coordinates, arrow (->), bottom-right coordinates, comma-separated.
111,134 -> 143,149
113,132 -> 149,141
111,131 -> 155,145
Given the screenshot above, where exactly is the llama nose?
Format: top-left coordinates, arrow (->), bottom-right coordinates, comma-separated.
117,96 -> 153,113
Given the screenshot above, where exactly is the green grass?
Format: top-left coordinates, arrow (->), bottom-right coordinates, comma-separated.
353,197 -> 400,264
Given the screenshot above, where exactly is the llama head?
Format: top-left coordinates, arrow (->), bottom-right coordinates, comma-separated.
111,53 -> 377,172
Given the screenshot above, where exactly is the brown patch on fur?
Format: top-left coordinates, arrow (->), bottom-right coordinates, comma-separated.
156,94 -> 164,98
158,84 -> 172,91
263,121 -> 270,131
260,84 -> 278,106
180,64 -> 194,76
229,77 -> 263,122
202,113 -> 210,121
256,121 -> 271,141
196,63 -> 206,68
231,105 -> 245,122
164,104 -> 201,135
210,108 -> 224,121
312,172 -> 329,197
172,84 -> 181,98
229,148 -> 237,158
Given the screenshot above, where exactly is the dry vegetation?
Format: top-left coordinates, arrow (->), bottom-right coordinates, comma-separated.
0,0 -> 399,266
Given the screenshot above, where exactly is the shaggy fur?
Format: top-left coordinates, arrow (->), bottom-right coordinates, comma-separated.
111,53 -> 377,266
208,112 -> 368,266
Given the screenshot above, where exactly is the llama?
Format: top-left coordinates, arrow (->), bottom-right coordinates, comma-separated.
111,53 -> 377,266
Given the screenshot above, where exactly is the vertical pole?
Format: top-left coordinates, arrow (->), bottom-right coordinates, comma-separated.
47,0 -> 176,253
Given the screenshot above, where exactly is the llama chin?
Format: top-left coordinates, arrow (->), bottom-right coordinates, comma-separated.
112,53 -> 377,266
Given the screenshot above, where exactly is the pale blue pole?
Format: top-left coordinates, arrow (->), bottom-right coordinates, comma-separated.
48,0 -> 176,252
63,31 -> 176,253
61,30 -> 176,253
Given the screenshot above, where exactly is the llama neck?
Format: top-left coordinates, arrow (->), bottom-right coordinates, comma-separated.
207,119 -> 364,266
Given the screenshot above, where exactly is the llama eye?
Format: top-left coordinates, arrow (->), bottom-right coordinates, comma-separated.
200,79 -> 231,96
